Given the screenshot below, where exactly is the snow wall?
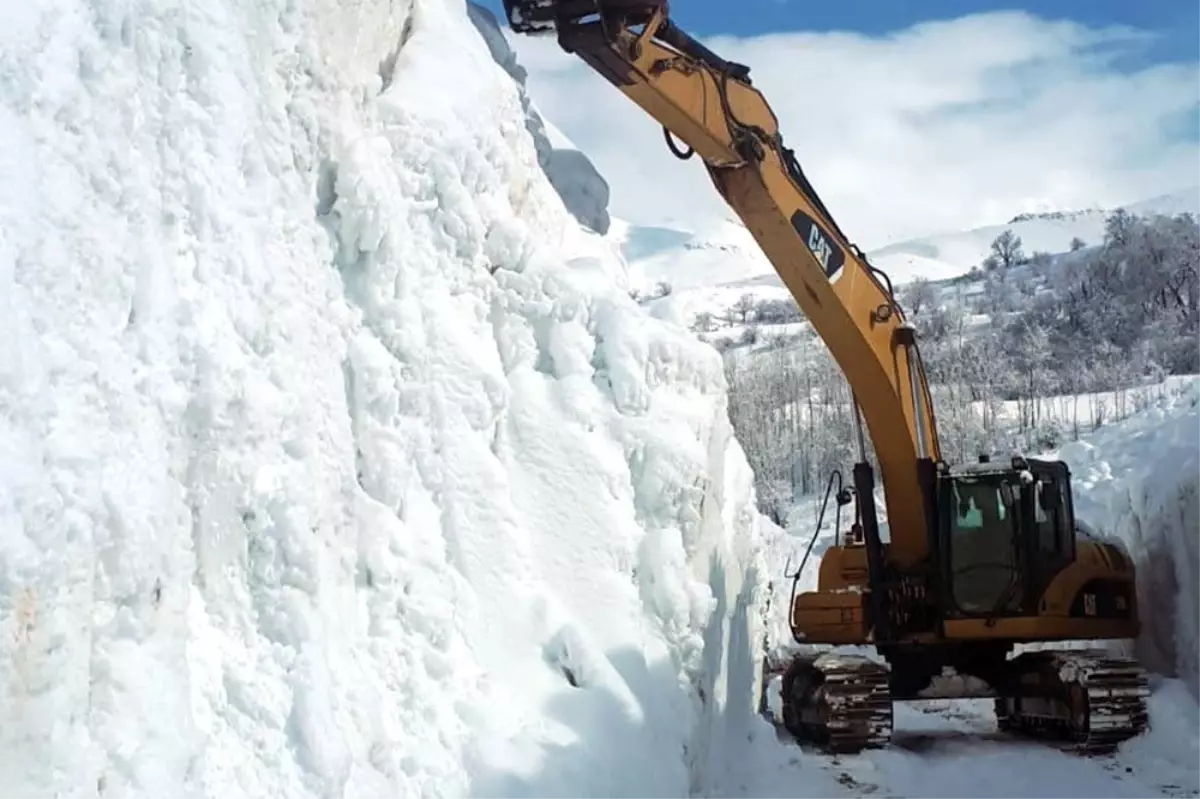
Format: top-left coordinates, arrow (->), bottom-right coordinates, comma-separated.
0,0 -> 769,795
1055,380 -> 1200,698
465,3 -> 612,236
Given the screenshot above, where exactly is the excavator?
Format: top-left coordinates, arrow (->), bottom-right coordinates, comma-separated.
500,0 -> 1150,754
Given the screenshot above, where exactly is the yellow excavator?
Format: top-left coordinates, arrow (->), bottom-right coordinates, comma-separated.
501,0 -> 1150,754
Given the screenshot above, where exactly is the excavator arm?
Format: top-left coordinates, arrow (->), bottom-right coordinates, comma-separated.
503,0 -> 941,569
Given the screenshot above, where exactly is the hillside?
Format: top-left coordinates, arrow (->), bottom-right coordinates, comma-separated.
620,186 -> 1199,331
0,2 -> 767,796
869,187 -> 1200,286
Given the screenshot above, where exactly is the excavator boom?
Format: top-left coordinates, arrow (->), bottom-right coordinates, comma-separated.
503,0 -> 941,570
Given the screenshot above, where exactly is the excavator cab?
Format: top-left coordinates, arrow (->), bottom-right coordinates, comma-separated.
936,456 -> 1075,619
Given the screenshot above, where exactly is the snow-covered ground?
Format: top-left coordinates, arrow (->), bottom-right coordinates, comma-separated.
712,683 -> 1199,799
0,1 -> 769,796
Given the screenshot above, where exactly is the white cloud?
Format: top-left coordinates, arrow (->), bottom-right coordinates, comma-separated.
507,11 -> 1199,248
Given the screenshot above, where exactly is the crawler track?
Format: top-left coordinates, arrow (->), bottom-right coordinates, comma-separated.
779,653 -> 893,753
995,650 -> 1149,755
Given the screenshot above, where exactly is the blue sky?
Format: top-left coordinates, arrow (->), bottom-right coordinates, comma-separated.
480,0 -> 1199,62
493,0 -> 1199,244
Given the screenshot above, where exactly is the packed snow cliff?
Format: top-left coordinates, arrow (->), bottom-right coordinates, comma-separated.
1053,381 -> 1200,697
467,3 -> 612,236
0,1 -> 767,796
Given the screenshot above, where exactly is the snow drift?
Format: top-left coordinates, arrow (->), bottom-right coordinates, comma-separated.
1054,379 -> 1200,696
0,1 -> 767,796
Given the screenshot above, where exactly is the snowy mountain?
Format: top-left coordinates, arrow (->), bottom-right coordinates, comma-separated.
0,2 -> 767,796
619,186 -> 1199,327
612,217 -> 796,331
869,186 -> 1200,286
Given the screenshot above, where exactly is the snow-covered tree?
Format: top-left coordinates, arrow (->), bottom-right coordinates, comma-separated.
990,229 -> 1025,269
730,293 -> 756,324
902,277 -> 936,317
692,311 -> 717,333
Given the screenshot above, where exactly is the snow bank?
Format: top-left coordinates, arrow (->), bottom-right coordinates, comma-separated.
1053,378 -> 1200,696
466,3 -> 612,236
0,0 -> 766,795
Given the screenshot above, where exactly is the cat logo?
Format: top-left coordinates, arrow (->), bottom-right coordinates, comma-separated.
807,225 -> 833,272
790,210 -> 846,281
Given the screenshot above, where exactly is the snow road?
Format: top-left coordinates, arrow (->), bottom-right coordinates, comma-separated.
716,683 -> 1199,799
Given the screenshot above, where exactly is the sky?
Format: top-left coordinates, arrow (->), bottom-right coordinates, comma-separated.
478,0 -> 1200,248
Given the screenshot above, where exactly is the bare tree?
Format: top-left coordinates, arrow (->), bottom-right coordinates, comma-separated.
990,229 -> 1025,269
692,311 -> 717,333
901,277 -> 936,317
722,206 -> 1197,520
730,293 -> 757,324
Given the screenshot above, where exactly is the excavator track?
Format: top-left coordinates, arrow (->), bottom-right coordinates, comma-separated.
995,650 -> 1149,754
779,652 -> 893,753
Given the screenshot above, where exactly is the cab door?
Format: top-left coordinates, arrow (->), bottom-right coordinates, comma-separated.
1028,467 -> 1075,599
